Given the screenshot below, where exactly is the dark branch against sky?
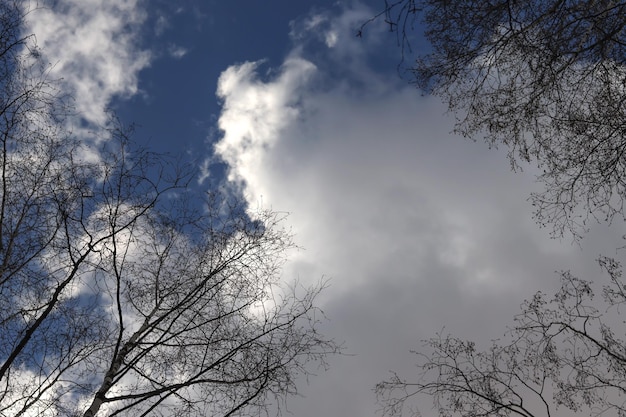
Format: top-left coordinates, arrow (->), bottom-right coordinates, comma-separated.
8,1 -> 626,416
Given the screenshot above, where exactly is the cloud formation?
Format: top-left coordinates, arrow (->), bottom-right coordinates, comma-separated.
214,58 -> 316,201
211,5 -> 622,416
24,0 -> 150,127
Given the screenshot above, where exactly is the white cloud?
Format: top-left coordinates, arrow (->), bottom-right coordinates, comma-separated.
324,30 -> 338,47
23,0 -> 150,127
291,4 -> 386,58
214,56 -> 560,297
214,58 -> 316,201
212,5 -> 622,417
167,43 -> 188,59
155,14 -> 169,36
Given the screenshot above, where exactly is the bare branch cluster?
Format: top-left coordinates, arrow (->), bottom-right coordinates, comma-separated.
367,0 -> 626,239
0,3 -> 338,416
366,1 -> 626,415
377,257 -> 626,417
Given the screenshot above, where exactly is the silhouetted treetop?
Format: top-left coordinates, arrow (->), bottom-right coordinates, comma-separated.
367,0 -> 626,239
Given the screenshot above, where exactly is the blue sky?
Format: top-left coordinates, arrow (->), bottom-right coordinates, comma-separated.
22,1 -> 624,416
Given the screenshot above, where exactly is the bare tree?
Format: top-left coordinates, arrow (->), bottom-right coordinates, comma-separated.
364,0 -> 626,239
377,256 -> 626,417
0,2 -> 338,416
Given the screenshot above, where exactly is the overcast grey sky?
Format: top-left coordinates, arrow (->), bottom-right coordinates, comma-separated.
23,1 -> 625,416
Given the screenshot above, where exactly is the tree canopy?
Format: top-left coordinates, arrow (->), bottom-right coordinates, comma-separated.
0,2 -> 337,416
377,257 -> 626,417
370,1 -> 626,415
366,0 -> 626,239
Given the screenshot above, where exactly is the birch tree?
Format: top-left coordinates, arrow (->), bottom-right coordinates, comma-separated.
0,3 -> 337,416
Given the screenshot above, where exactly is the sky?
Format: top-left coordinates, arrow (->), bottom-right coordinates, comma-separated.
22,1 -> 626,416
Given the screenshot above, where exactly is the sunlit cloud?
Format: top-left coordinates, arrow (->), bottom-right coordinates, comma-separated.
210,7 -> 616,414
213,3 -> 552,295
214,58 -> 316,202
24,0 -> 151,127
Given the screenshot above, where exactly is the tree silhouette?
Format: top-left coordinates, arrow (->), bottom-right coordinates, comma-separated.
378,257 -> 626,417
366,0 -> 626,239
0,3 -> 337,416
